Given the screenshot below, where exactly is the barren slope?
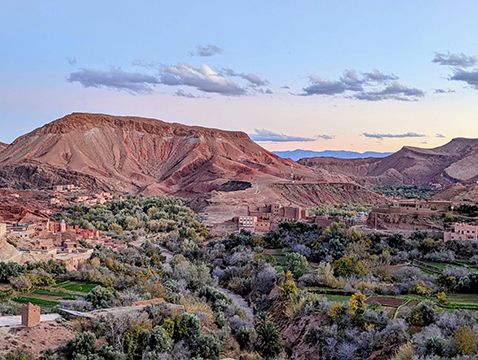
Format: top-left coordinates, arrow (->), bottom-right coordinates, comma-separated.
0,142 -> 7,153
299,138 -> 478,187
0,113 -> 325,194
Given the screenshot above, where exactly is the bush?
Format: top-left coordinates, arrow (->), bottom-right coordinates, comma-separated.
454,325 -> 478,356
408,300 -> 437,327
193,333 -> 222,360
0,262 -> 25,282
284,252 -> 309,279
349,292 -> 366,316
86,286 -> 115,308
234,326 -> 254,350
278,280 -> 298,298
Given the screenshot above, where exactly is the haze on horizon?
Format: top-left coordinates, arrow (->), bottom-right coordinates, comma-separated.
1,0 -> 478,153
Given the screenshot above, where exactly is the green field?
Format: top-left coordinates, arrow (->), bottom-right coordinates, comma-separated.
33,289 -> 79,300
13,297 -> 60,307
325,294 -> 351,303
56,282 -> 97,293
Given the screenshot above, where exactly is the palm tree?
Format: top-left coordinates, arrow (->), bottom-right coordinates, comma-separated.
255,321 -> 284,359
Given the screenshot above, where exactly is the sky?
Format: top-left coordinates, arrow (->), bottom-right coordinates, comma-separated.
2,0 -> 478,152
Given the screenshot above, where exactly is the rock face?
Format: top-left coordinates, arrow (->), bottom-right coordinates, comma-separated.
299,138 -> 478,187
0,142 -> 7,152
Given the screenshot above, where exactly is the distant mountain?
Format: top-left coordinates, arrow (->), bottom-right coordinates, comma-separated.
273,149 -> 392,161
299,138 -> 478,187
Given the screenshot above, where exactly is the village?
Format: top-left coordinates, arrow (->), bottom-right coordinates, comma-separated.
0,185 -> 127,270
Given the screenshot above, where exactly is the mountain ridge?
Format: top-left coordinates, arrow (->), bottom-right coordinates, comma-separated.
299,138 -> 478,187
273,149 -> 393,161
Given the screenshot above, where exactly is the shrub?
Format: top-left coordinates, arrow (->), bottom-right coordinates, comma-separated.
59,332 -> 97,360
86,286 -> 115,308
328,302 -> 345,321
0,262 -> 25,282
150,326 -> 171,354
349,292 -> 366,316
284,252 -> 310,279
454,325 -> 478,356
391,342 -> 415,360
235,326 -> 254,350
193,333 -> 222,360
256,322 -> 284,360
408,300 -> 437,327
278,280 -> 298,298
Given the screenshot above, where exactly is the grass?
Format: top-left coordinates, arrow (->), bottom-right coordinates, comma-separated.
13,297 -> 60,307
33,289 -> 79,300
325,294 -> 351,303
56,282 -> 97,293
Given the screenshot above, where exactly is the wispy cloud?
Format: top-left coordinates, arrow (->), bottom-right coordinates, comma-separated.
432,52 -> 477,68
249,129 -> 316,142
436,133 -> 446,138
221,68 -> 270,87
434,89 -> 455,94
67,57 -> 77,65
193,44 -> 223,57
362,132 -> 426,140
67,67 -> 160,94
315,134 -> 335,140
174,89 -> 199,98
301,69 -> 424,101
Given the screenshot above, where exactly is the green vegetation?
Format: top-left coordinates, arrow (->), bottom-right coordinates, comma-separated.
56,282 -> 98,293
63,195 -> 208,240
368,185 -> 438,199
13,296 -> 60,307
308,203 -> 372,218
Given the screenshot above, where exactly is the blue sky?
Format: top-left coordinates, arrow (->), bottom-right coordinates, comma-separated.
2,0 -> 478,152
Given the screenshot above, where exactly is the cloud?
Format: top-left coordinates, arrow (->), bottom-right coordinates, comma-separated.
436,133 -> 446,138
432,52 -> 477,67
315,134 -> 335,140
362,69 -> 399,83
249,129 -> 316,142
67,67 -> 160,94
434,89 -> 455,94
67,57 -> 77,65
281,85 -> 290,89
194,44 -> 223,57
362,132 -> 426,140
301,70 -> 423,101
449,69 -> 478,89
174,89 -> 198,98
302,77 -> 350,96
221,68 -> 270,87
160,63 -> 247,96
354,81 -> 425,101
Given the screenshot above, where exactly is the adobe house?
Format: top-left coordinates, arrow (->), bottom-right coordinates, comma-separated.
21,302 -> 41,327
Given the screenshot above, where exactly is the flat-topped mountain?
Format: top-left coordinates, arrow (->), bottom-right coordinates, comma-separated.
299,138 -> 478,187
0,113 -> 331,194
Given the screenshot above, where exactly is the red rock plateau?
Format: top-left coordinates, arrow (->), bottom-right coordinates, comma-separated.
299,138 -> 478,187
0,113 -> 387,222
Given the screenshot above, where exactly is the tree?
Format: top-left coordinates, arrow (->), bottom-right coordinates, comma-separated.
86,286 -> 115,308
284,252 -> 309,279
0,262 -> 25,282
454,325 -> 478,356
256,322 -> 284,360
193,334 -> 222,360
333,256 -> 370,277
59,332 -> 97,360
150,326 -> 171,353
349,293 -> 366,316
